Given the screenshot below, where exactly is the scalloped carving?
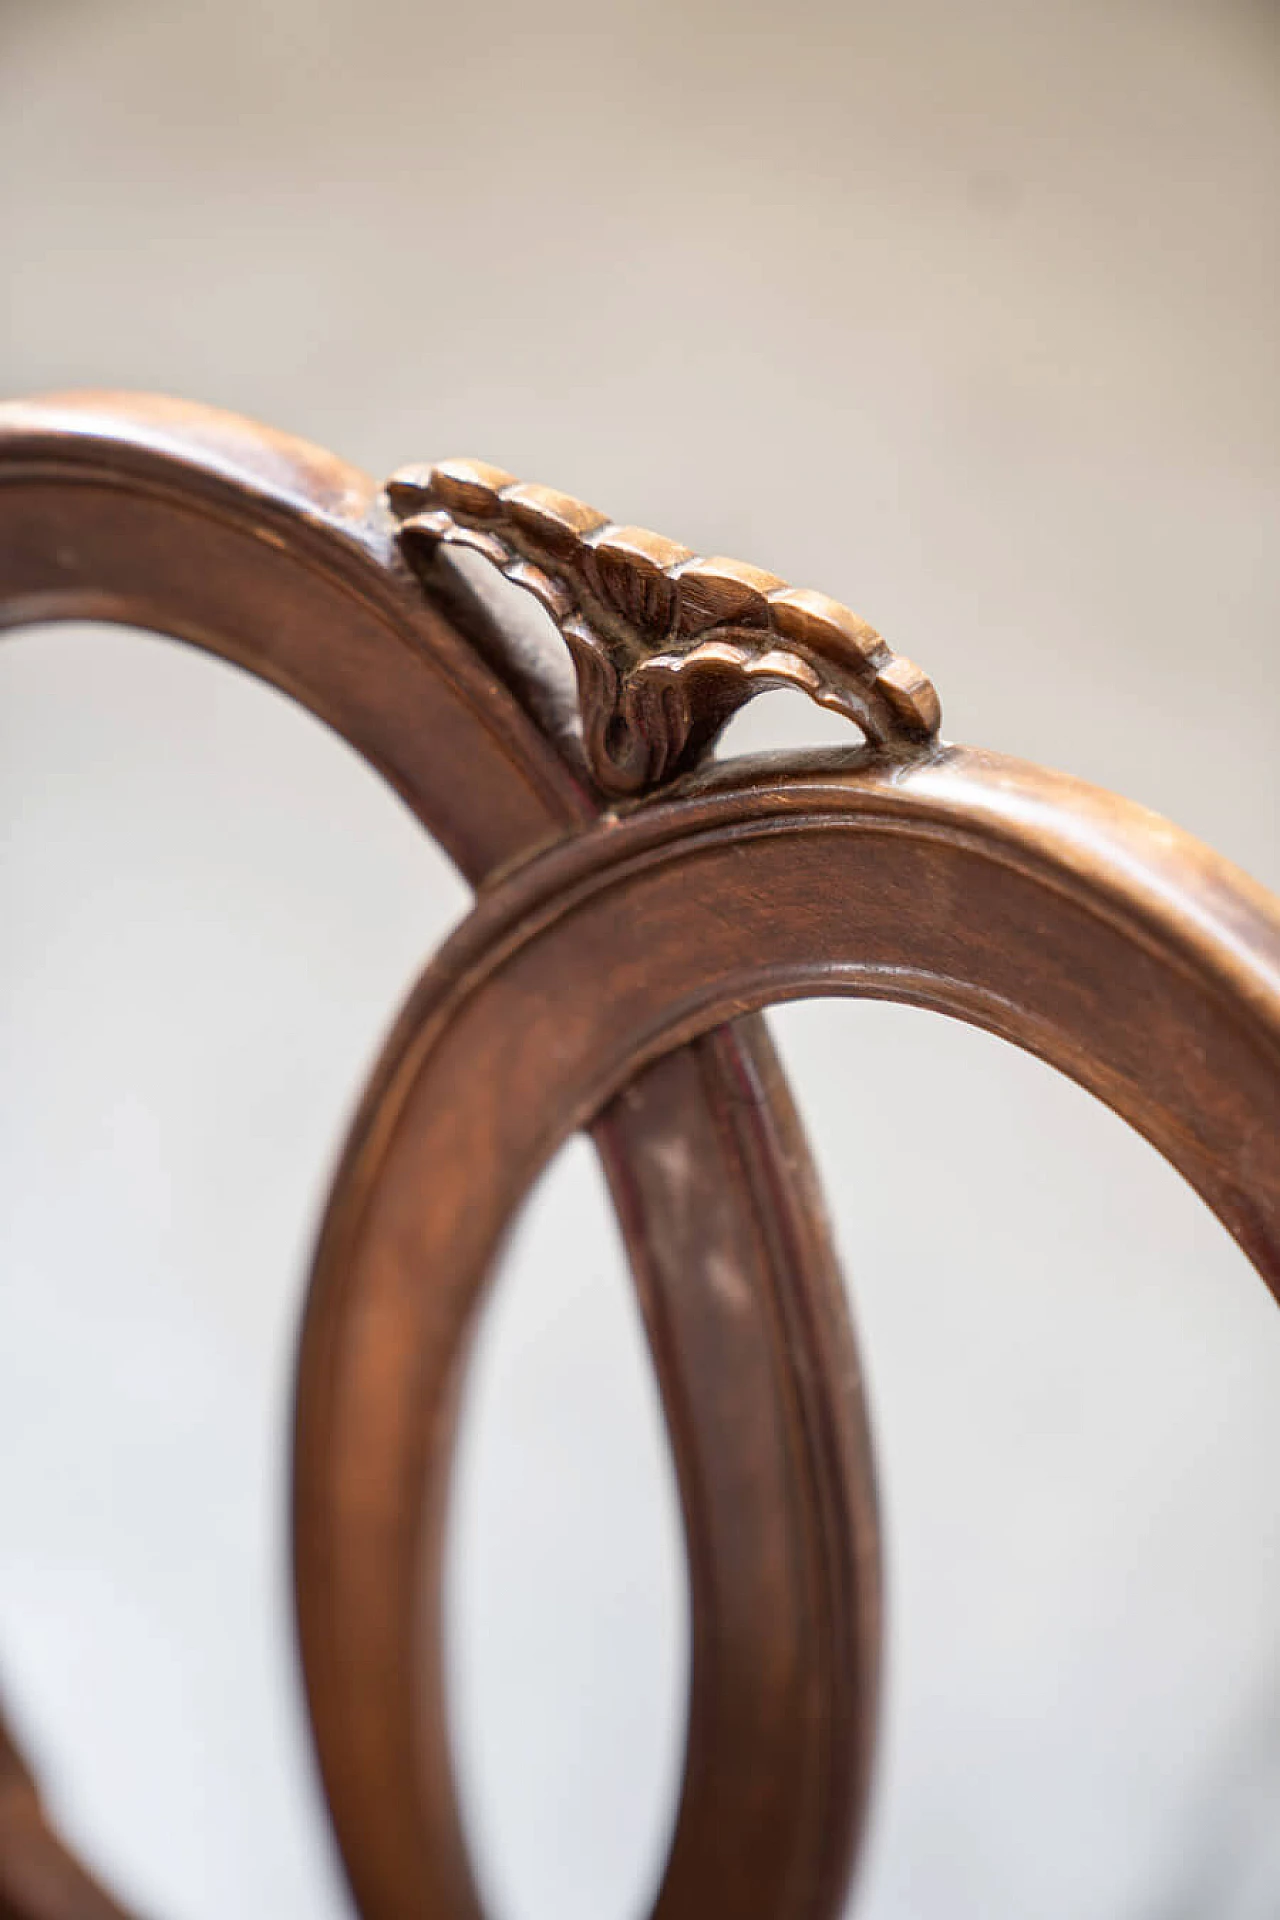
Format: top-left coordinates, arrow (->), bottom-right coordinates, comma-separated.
386,459 -> 942,796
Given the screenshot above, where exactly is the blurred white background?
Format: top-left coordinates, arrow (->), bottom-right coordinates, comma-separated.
2,1 -> 1279,1915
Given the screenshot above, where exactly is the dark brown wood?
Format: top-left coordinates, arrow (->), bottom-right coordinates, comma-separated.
5,398 -> 1279,1920
387,458 -> 940,794
296,741 -> 1280,1919
0,396 -> 879,1920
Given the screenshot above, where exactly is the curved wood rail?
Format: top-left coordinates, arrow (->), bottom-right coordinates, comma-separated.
298,744 -> 1280,1917
0,396 -> 881,1920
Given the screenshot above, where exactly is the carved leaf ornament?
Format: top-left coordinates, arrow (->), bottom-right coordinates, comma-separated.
388,459 -> 942,796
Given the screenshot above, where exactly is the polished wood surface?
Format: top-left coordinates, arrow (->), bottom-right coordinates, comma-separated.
0,395 -> 877,1919
386,457 -> 939,793
2,394 -> 1277,1920
299,743 -> 1280,1919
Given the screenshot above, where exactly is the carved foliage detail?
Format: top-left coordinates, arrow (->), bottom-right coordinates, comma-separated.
387,458 -> 942,797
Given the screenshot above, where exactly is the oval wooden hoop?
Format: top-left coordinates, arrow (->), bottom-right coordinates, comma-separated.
298,747 -> 1280,1919
0,397 -> 878,1920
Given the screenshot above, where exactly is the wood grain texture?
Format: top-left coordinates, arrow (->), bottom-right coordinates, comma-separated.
388,458 -> 940,794
0,395 -> 879,1920
6,399 -> 1277,1920
297,741 -> 1280,1918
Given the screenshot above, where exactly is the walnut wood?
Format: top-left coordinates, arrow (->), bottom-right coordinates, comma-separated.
7,401 -> 1278,1920
0,396 -> 878,1920
388,459 -> 940,794
297,742 -> 1280,1920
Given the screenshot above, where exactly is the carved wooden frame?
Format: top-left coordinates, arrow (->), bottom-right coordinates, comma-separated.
0,395 -> 877,1920
2,395 -> 1278,1920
